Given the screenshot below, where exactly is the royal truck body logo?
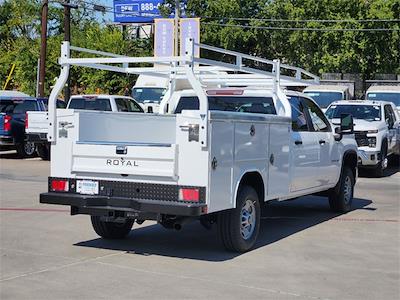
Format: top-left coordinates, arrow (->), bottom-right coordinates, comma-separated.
106,158 -> 138,167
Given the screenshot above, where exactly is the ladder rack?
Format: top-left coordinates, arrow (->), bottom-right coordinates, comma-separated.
47,39 -> 319,145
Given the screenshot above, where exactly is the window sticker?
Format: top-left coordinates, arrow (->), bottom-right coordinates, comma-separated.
369,93 -> 377,98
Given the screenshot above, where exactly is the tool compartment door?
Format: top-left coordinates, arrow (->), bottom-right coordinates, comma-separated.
208,120 -> 234,212
267,123 -> 290,198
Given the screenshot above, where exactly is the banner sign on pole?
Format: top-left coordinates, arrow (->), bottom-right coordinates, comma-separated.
113,0 -> 164,23
180,18 -> 200,57
154,19 -> 175,57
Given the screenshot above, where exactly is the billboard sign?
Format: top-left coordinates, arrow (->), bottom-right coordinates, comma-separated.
180,18 -> 200,57
113,0 -> 164,23
154,19 -> 175,57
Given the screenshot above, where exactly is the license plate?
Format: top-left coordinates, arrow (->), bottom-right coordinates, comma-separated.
76,180 -> 99,195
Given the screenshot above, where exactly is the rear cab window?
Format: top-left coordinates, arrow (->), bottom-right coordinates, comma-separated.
174,96 -> 276,115
68,97 -> 112,111
0,98 -> 39,114
115,98 -> 144,113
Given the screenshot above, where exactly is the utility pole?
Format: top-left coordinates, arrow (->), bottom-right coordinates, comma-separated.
38,0 -> 48,97
63,0 -> 71,101
174,0 -> 180,55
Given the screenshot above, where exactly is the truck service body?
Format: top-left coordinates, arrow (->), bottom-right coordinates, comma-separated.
40,40 -> 358,252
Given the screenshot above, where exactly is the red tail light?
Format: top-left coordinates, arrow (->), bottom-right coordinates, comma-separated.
4,115 -> 11,131
179,188 -> 199,202
25,113 -> 28,129
51,180 -> 69,192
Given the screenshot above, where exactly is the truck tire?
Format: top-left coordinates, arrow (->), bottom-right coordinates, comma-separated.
15,141 -> 36,158
375,143 -> 387,177
218,185 -> 260,252
328,166 -> 354,213
91,216 -> 134,239
37,144 -> 50,160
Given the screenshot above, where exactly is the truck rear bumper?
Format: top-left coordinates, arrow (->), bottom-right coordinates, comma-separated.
40,192 -> 207,217
0,135 -> 15,146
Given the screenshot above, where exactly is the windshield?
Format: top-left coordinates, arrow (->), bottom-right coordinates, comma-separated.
0,99 -> 38,114
68,98 -> 112,111
367,92 -> 400,106
175,96 -> 276,115
304,91 -> 343,108
326,105 -> 381,121
132,88 -> 166,103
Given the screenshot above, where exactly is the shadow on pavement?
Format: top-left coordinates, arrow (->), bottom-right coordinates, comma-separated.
0,151 -> 20,159
75,196 -> 372,261
359,163 -> 399,178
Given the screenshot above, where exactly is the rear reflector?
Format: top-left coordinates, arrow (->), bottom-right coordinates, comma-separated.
51,180 -> 69,192
179,188 -> 199,202
4,115 -> 11,131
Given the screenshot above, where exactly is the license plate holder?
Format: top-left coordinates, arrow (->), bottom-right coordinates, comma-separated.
76,180 -> 99,195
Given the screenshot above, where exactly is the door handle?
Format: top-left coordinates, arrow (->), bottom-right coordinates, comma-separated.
294,140 -> 302,145
319,140 -> 326,145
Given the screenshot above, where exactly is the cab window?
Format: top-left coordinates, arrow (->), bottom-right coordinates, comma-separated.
302,98 -> 331,132
115,98 -> 143,113
288,96 -> 309,131
384,105 -> 395,128
174,96 -> 276,115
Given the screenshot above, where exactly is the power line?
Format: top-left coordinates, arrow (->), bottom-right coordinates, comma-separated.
200,16 -> 400,23
202,22 -> 400,32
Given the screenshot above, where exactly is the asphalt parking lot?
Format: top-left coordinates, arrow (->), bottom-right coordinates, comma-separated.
0,151 -> 399,300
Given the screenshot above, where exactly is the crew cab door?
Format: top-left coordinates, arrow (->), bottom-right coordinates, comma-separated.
302,97 -> 339,186
288,96 -> 320,192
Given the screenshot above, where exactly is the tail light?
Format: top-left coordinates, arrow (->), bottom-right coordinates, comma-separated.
25,113 -> 28,129
4,115 -> 11,131
179,188 -> 199,202
50,179 -> 69,192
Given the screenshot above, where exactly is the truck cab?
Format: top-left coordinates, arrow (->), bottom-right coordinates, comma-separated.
326,100 -> 400,176
366,85 -> 400,111
39,41 -> 358,252
131,75 -> 168,113
304,85 -> 351,111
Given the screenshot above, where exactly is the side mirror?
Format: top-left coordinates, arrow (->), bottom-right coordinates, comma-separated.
340,113 -> 354,134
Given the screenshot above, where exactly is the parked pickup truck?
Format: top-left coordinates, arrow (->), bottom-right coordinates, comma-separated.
26,95 -> 143,160
39,41 -> 358,252
326,100 -> 400,176
0,96 -> 45,158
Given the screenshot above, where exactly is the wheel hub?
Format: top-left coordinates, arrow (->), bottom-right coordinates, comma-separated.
240,199 -> 256,240
343,176 -> 352,204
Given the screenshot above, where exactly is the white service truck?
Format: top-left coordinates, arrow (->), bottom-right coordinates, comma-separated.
131,75 -> 168,113
326,100 -> 400,177
39,41 -> 358,252
26,95 -> 143,160
303,84 -> 352,111
366,85 -> 400,111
